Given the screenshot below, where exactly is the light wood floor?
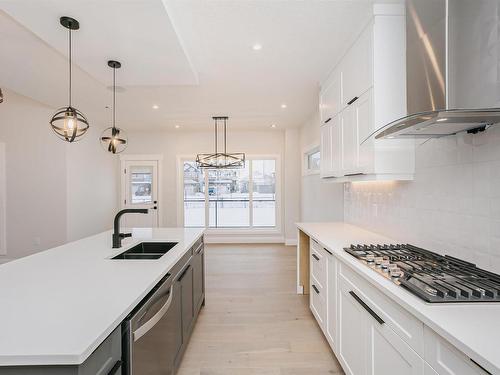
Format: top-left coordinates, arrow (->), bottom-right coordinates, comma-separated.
177,243 -> 344,375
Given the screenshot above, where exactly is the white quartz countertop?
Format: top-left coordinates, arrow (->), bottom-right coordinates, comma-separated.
297,222 -> 500,375
0,227 -> 205,366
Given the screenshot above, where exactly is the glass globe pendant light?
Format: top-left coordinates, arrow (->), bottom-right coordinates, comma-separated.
100,60 -> 128,154
49,17 -> 89,142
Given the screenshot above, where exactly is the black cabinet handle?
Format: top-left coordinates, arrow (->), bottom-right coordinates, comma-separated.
324,248 -> 333,255
312,285 -> 320,294
347,96 -> 359,105
349,291 -> 384,325
344,173 -> 364,177
108,360 -> 122,375
312,254 -> 320,261
470,359 -> 492,375
177,265 -> 191,282
324,117 -> 332,123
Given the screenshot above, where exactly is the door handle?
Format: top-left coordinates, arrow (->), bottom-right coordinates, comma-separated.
152,206 -> 158,210
349,291 -> 385,325
312,284 -> 320,294
133,285 -> 174,342
107,360 -> 122,375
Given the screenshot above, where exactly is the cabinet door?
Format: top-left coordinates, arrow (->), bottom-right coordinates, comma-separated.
341,105 -> 357,176
355,90 -> 374,174
338,278 -> 369,375
326,255 -> 337,348
342,24 -> 373,108
192,245 -> 205,310
330,116 -> 342,177
320,69 -> 343,122
368,322 -> 424,375
424,363 -> 439,375
320,124 -> 333,177
178,263 -> 194,341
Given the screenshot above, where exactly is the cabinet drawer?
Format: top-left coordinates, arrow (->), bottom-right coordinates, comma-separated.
339,262 -> 424,356
310,246 -> 326,289
424,327 -> 491,375
310,275 -> 326,328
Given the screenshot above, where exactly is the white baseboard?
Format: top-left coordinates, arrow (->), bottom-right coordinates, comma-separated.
0,257 -> 12,264
205,235 -> 285,244
285,238 -> 298,246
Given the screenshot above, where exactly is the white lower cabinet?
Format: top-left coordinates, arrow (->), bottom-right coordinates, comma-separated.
424,327 -> 489,375
326,254 -> 337,348
369,321 -> 424,375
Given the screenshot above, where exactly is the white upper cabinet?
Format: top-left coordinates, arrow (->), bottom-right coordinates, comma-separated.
320,68 -> 343,124
341,25 -> 373,108
319,4 -> 415,182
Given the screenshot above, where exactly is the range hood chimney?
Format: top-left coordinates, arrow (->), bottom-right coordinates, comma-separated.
371,0 -> 500,140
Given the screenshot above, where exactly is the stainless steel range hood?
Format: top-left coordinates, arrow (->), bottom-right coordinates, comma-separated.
370,0 -> 500,141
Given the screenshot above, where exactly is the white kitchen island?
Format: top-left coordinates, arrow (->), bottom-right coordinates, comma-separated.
0,227 -> 204,367
297,222 -> 500,375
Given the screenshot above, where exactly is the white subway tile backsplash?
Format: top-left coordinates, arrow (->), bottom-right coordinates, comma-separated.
344,131 -> 500,273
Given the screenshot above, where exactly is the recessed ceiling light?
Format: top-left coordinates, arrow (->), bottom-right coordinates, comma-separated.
270,124 -> 277,128
281,104 -> 287,109
175,125 -> 180,129
152,105 -> 159,109
252,43 -> 262,51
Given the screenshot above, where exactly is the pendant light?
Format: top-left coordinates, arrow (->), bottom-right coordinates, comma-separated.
196,116 -> 245,169
100,60 -> 128,154
49,17 -> 89,142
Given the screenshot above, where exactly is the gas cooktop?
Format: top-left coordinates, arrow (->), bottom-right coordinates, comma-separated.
344,244 -> 500,303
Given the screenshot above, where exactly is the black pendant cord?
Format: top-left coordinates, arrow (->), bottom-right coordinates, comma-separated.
112,65 -> 116,130
68,27 -> 72,107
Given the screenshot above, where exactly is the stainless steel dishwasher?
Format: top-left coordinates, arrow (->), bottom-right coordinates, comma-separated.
122,272 -> 182,375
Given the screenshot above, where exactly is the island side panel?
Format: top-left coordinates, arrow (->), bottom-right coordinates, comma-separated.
297,229 -> 310,295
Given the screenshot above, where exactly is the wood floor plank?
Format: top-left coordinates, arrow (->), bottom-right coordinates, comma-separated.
178,244 -> 344,375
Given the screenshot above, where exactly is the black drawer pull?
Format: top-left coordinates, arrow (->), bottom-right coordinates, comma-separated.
312,285 -> 320,294
347,96 -> 359,105
324,117 -> 332,123
324,248 -> 333,255
470,358 -> 492,374
344,172 -> 364,177
177,265 -> 191,281
312,254 -> 320,261
349,291 -> 384,325
108,360 -> 122,375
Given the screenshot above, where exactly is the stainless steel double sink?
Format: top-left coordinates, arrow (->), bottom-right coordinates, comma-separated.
112,242 -> 178,260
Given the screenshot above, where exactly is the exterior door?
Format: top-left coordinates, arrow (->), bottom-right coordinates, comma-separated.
121,160 -> 159,228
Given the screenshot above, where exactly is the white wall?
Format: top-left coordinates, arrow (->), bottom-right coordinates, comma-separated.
122,128 -> 293,241
345,128 -> 500,273
284,128 -> 301,245
299,111 -> 344,222
0,90 -> 118,260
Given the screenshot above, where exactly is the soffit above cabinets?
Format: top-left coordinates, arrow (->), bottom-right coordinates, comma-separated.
1,0 -> 198,86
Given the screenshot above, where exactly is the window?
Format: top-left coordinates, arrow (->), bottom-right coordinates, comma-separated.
182,158 -> 278,229
304,147 -> 320,175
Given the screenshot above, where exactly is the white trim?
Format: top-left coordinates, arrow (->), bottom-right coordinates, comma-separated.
177,154 -> 282,235
302,143 -> 321,177
0,143 -> 6,255
285,239 -> 298,246
120,155 -> 164,227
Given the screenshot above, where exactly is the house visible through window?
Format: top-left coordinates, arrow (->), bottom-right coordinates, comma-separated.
183,159 -> 277,228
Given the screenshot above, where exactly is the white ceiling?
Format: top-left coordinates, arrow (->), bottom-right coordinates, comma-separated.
0,0 -> 375,131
